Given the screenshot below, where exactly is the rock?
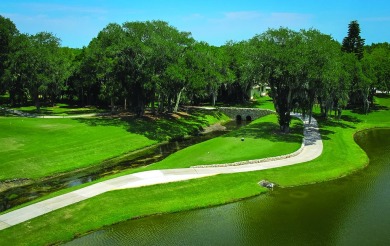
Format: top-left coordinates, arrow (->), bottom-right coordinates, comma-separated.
259,180 -> 275,189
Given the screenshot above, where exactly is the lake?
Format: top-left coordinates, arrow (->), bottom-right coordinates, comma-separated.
66,128 -> 390,245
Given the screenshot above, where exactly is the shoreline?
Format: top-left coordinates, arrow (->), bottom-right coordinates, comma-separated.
0,106 -> 388,245
0,113 -> 319,231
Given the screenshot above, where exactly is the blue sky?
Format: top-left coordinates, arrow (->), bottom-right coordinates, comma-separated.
1,0 -> 390,48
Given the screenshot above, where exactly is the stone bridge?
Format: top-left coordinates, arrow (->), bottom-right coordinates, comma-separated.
218,107 -> 274,121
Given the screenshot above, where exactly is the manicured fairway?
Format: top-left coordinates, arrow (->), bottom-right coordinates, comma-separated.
11,103 -> 104,116
149,114 -> 303,169
0,110 -> 228,180
1,95 -> 389,246
0,117 -> 156,180
255,96 -> 275,110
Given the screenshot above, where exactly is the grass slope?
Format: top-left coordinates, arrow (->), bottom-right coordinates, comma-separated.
220,96 -> 275,110
1,94 -> 389,245
11,103 -> 104,116
0,117 -> 156,180
0,174 -> 269,245
147,114 -> 302,169
0,110 -> 228,180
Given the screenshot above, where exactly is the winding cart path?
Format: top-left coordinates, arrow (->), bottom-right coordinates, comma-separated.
0,113 -> 322,231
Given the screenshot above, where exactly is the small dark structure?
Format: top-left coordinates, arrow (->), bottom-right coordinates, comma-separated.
236,115 -> 253,122
218,107 -> 274,122
258,180 -> 276,190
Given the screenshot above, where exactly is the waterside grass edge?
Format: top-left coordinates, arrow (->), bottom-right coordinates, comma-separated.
0,95 -> 389,245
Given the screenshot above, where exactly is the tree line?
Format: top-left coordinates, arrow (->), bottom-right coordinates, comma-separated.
1,16 -> 389,131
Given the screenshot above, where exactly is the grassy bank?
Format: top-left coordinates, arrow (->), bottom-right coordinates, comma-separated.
0,95 -> 389,245
0,117 -> 155,180
11,103 -> 105,116
0,109 -> 228,180
146,114 -> 303,170
0,173 -> 269,245
219,96 -> 275,110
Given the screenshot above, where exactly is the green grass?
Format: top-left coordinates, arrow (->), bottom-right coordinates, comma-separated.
0,117 -> 156,180
1,94 -> 389,245
0,174 -> 269,245
0,109 -> 228,180
371,93 -> 390,111
11,103 -> 104,116
0,93 -> 9,105
147,114 -> 302,169
254,96 -> 275,110
218,96 -> 275,110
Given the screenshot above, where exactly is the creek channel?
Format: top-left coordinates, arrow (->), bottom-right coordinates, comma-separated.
66,128 -> 390,245
0,120 -> 248,212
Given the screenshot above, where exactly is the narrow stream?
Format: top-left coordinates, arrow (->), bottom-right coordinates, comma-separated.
66,128 -> 390,245
0,121 -> 247,212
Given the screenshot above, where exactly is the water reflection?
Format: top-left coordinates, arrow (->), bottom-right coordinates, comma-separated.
66,128 -> 390,246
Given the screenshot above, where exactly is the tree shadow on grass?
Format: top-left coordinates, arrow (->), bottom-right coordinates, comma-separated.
371,103 -> 389,111
0,109 -> 11,117
16,108 -> 52,115
340,115 -> 363,124
375,93 -> 390,99
350,98 -> 389,115
55,104 -> 105,115
317,117 -> 357,130
315,114 -> 357,140
215,98 -> 273,109
350,107 -> 387,115
224,121 -> 303,144
74,109 -> 227,142
14,103 -> 105,116
318,129 -> 335,141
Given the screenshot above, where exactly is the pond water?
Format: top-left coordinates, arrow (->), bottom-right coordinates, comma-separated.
66,128 -> 390,246
0,120 -> 247,212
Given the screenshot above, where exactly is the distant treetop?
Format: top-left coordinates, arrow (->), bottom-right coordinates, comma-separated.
342,20 -> 365,60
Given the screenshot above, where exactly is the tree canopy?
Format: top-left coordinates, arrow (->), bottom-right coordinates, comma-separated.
342,20 -> 365,60
1,16 -> 389,131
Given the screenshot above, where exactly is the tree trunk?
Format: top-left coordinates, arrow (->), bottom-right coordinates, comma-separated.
174,87 -> 185,113
35,92 -> 40,113
80,88 -> 85,107
151,96 -> 156,115
211,92 -> 217,106
274,85 -> 291,133
281,124 -> 290,133
158,94 -> 165,114
279,111 -> 291,133
137,98 -> 145,117
111,97 -> 114,113
167,95 -> 173,113
362,89 -> 370,114
9,91 -> 15,106
337,108 -> 342,120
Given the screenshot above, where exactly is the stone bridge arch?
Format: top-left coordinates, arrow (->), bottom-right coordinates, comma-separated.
218,107 -> 274,121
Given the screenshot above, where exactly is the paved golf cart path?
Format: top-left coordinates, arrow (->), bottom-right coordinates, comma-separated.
0,113 -> 322,231
0,107 -> 107,118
